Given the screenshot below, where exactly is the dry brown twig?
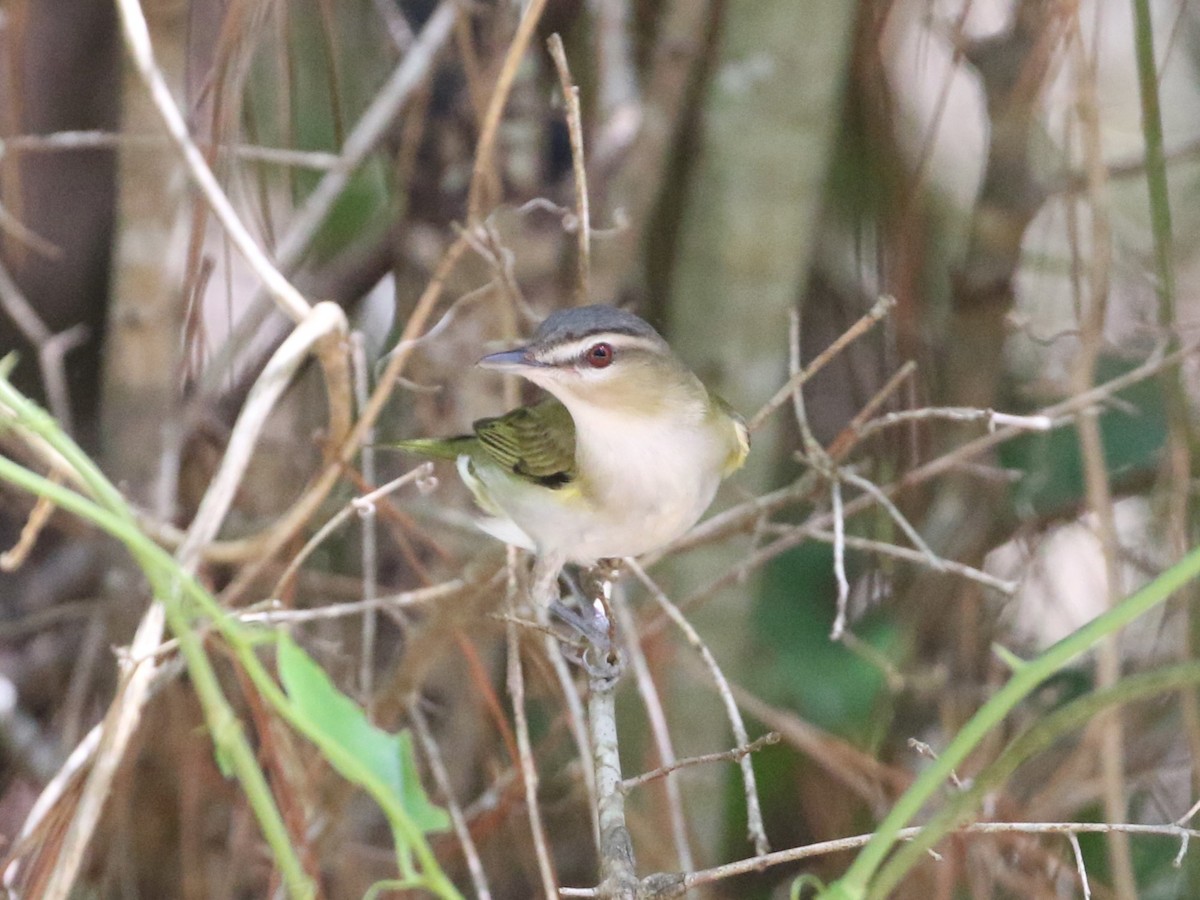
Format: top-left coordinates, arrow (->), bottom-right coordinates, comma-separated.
0,129 -> 343,170
16,299 -> 351,900
409,697 -> 494,900
467,0 -> 551,223
653,337 -> 1200,602
547,33 -> 592,304
610,587 -> 695,874
505,550 -> 559,899
747,294 -> 896,434
619,732 -> 781,794
626,560 -> 770,858
557,820 -> 1200,897
0,259 -> 89,436
0,473 -> 62,572
221,0 -> 551,600
199,0 -> 460,393
352,333 -> 381,699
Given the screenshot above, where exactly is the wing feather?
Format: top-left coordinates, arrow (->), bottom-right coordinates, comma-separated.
473,400 -> 576,487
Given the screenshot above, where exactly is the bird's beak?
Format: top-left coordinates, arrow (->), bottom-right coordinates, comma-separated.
477,347 -> 544,371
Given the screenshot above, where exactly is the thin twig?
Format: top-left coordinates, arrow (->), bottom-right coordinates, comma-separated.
1069,831 -> 1092,900
0,475 -> 60,571
199,0 -> 458,393
804,529 -> 1018,595
626,560 -> 769,856
747,295 -> 895,433
830,479 -> 850,640
271,463 -> 435,598
237,579 -> 468,625
0,258 -> 87,434
611,589 -> 694,874
1174,794 -> 1200,827
546,34 -> 591,304
620,733 -> 780,793
409,698 -> 493,900
506,550 -> 558,897
853,406 -> 1053,442
838,469 -> 943,573
825,360 -> 917,461
1068,13 -> 1136,896
112,0 -> 311,323
584,570 -> 639,897
467,0 -> 551,222
352,334 -> 380,702
557,821 -> 1200,897
0,129 -> 344,170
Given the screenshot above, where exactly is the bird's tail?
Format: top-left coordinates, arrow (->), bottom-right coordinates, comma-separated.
381,435 -> 473,460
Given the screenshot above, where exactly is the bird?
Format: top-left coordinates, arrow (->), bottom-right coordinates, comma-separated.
393,305 -> 749,567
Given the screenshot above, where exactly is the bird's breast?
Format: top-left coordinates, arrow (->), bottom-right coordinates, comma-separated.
566,409 -> 728,559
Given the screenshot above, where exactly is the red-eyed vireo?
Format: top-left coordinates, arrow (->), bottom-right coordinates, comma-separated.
395,305 -> 749,565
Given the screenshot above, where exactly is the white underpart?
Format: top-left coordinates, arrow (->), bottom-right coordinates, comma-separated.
462,398 -> 731,564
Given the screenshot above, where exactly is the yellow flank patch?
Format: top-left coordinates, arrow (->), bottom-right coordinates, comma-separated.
724,417 -> 751,476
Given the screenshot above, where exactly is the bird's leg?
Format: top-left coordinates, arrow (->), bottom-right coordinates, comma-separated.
528,550 -> 568,610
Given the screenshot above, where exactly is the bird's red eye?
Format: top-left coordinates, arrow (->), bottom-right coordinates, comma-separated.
586,342 -> 614,368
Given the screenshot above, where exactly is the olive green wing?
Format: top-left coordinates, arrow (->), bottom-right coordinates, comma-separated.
386,434 -> 476,460
473,399 -> 576,488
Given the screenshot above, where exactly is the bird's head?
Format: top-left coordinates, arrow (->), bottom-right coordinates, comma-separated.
477,305 -> 698,416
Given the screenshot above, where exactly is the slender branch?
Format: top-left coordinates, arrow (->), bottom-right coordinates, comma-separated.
409,699 -> 493,900
0,259 -> 87,434
0,129 -> 343,169
547,34 -> 591,304
611,589 -> 694,873
198,0 -> 459,391
352,334 -> 380,701
620,733 -> 780,793
467,0 -> 551,222
1069,832 -> 1092,900
271,464 -> 434,598
626,560 -> 769,856
506,550 -> 559,897
236,579 -> 469,625
803,528 -> 1017,595
584,572 -> 638,898
112,0 -> 311,322
747,295 -> 895,433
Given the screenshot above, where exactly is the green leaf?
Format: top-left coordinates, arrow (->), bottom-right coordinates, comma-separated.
276,634 -> 450,834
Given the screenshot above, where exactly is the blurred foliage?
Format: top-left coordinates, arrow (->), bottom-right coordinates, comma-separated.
4,0 -> 1200,898
1002,356 -> 1169,516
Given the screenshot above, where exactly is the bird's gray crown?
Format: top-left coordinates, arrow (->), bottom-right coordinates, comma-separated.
530,305 -> 666,350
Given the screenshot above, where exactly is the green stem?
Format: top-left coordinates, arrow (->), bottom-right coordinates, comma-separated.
0,454 -> 317,899
873,660 -> 1200,897
0,375 -> 458,897
823,542 -> 1200,899
1130,0 -> 1176,326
